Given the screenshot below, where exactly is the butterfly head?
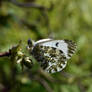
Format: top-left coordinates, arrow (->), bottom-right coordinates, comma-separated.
27,39 -> 34,52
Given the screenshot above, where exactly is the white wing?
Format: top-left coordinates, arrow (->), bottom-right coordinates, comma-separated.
34,38 -> 52,44
32,39 -> 76,73
35,39 -> 76,59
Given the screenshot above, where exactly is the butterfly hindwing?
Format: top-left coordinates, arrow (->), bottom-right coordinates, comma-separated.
32,45 -> 67,73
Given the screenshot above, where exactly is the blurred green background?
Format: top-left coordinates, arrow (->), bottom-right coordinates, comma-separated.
0,0 -> 92,92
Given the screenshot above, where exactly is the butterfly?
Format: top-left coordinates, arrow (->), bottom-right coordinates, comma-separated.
27,38 -> 77,73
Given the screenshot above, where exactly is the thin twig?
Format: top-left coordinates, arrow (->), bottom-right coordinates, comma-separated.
61,71 -> 75,78
77,80 -> 86,92
61,71 -> 92,79
38,68 -> 55,82
0,51 -> 11,57
10,0 -> 48,10
34,76 -> 54,92
0,44 -> 19,57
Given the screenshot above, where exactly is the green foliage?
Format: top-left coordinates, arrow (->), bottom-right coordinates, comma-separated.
0,0 -> 92,92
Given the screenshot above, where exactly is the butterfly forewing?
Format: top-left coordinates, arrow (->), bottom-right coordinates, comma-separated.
35,39 -> 76,59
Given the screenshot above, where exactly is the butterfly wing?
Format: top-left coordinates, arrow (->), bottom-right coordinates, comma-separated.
35,39 -> 77,59
32,39 -> 76,73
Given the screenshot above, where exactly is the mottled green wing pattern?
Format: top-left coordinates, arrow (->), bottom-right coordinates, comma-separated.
64,39 -> 77,59
32,45 -> 67,73
30,39 -> 76,73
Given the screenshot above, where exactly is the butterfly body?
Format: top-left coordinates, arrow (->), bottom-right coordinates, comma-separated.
28,39 -> 76,73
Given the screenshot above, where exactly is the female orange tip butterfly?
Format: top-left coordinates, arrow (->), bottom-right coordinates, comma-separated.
27,38 -> 77,73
